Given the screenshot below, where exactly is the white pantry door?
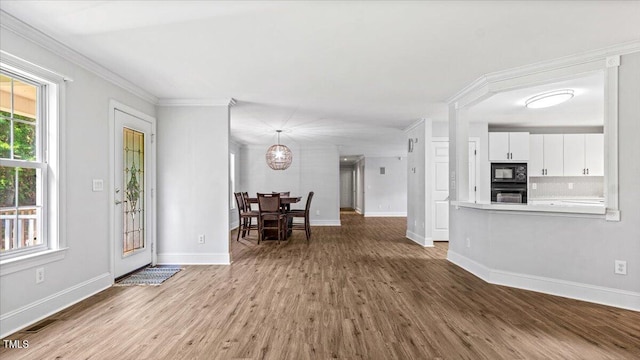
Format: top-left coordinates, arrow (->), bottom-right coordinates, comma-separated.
114,109 -> 154,278
432,142 -> 450,240
432,140 -> 478,241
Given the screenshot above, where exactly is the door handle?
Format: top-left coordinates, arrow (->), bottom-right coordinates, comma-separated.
586,168 -> 589,175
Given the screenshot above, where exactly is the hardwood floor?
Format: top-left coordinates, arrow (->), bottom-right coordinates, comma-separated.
2,213 -> 639,359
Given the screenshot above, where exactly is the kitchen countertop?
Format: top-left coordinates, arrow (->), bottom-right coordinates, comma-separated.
452,200 -> 606,215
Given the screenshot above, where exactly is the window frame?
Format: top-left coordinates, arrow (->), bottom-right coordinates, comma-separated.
0,52 -> 67,274
1,70 -> 48,258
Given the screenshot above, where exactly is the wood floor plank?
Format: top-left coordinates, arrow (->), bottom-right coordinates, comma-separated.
2,212 -> 639,359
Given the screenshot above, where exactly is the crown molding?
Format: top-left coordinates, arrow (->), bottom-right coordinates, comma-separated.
403,118 -> 426,133
157,98 -> 236,107
0,10 -> 158,104
447,40 -> 640,106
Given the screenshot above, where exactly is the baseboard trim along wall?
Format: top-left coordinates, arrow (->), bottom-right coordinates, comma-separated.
310,220 -> 341,226
405,231 -> 434,247
364,212 -> 407,217
157,253 -> 231,265
0,272 -> 112,339
447,250 -> 640,312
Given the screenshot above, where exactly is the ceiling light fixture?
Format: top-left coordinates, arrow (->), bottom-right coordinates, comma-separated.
525,89 -> 574,109
265,130 -> 292,170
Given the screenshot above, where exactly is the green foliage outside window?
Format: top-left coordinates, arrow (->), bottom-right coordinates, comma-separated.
0,110 -> 37,208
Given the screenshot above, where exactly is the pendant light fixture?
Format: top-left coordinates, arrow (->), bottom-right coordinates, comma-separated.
525,89 -> 574,109
265,130 -> 293,170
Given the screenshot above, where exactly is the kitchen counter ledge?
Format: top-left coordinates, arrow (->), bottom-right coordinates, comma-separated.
452,201 -> 606,216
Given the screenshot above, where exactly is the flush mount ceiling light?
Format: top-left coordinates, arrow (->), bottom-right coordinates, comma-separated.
265,130 -> 293,170
525,89 -> 574,109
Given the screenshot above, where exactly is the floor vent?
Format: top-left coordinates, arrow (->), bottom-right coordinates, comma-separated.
24,319 -> 58,333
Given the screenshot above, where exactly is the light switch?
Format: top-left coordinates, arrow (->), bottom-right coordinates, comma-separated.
92,179 -> 104,192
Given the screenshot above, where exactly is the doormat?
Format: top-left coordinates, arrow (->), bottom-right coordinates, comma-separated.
114,265 -> 182,286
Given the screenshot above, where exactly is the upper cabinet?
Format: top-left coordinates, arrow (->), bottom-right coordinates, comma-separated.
563,134 -> 604,176
489,132 -> 529,161
529,134 -> 564,176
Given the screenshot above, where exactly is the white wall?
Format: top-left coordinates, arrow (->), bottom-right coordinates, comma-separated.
364,157 -> 407,217
0,25 -> 156,337
447,52 -> 640,311
156,105 -> 230,265
239,144 -> 340,226
405,120 -> 427,245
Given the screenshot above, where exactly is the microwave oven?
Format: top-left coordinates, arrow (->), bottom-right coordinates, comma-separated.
491,163 -> 527,184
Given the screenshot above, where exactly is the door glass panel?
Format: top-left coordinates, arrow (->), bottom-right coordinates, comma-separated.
123,127 -> 144,255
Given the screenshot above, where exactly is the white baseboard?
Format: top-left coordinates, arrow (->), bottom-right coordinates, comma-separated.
354,208 -> 363,214
0,272 -> 112,338
364,212 -> 407,217
447,250 -> 640,312
156,252 -> 230,265
405,231 -> 434,247
310,220 -> 341,226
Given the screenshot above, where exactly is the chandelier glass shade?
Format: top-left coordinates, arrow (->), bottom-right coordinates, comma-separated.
266,130 -> 293,170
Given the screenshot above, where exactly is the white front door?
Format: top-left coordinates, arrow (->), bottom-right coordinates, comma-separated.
113,109 -> 154,278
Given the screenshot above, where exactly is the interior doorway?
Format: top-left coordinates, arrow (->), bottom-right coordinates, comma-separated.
340,166 -> 355,209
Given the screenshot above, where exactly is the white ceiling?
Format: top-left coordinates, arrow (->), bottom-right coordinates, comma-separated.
466,72 -> 605,127
1,1 -> 639,156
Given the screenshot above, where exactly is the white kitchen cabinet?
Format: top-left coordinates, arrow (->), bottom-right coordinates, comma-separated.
585,134 -> 604,176
529,135 -> 544,176
563,134 -> 604,176
529,134 -> 564,176
489,132 -> 529,161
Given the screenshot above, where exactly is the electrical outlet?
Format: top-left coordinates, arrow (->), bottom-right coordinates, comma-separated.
36,267 -> 45,284
198,234 -> 205,244
531,183 -> 537,190
614,260 -> 627,275
466,237 -> 471,248
92,179 -> 104,192
568,182 -> 574,190
316,210 -> 320,216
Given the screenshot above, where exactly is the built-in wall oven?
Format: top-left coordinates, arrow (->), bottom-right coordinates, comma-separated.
491,163 -> 527,203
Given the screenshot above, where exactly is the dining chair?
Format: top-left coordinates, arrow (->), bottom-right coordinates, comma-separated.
241,192 -> 258,235
286,191 -> 314,241
234,192 -> 259,242
257,193 -> 286,243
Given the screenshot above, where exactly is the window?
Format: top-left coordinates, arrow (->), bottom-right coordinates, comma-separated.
229,152 -> 236,209
0,56 -> 62,262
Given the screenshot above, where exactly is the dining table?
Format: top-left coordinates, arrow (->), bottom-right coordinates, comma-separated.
247,195 -> 302,239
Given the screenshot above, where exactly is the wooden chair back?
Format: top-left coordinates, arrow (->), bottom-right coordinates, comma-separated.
257,193 -> 281,213
234,192 -> 246,213
242,192 -> 252,210
305,191 -> 314,214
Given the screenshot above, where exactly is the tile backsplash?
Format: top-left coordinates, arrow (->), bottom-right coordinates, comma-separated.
529,176 -> 604,199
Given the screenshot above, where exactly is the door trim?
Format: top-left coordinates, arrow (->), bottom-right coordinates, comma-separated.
108,100 -> 157,282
